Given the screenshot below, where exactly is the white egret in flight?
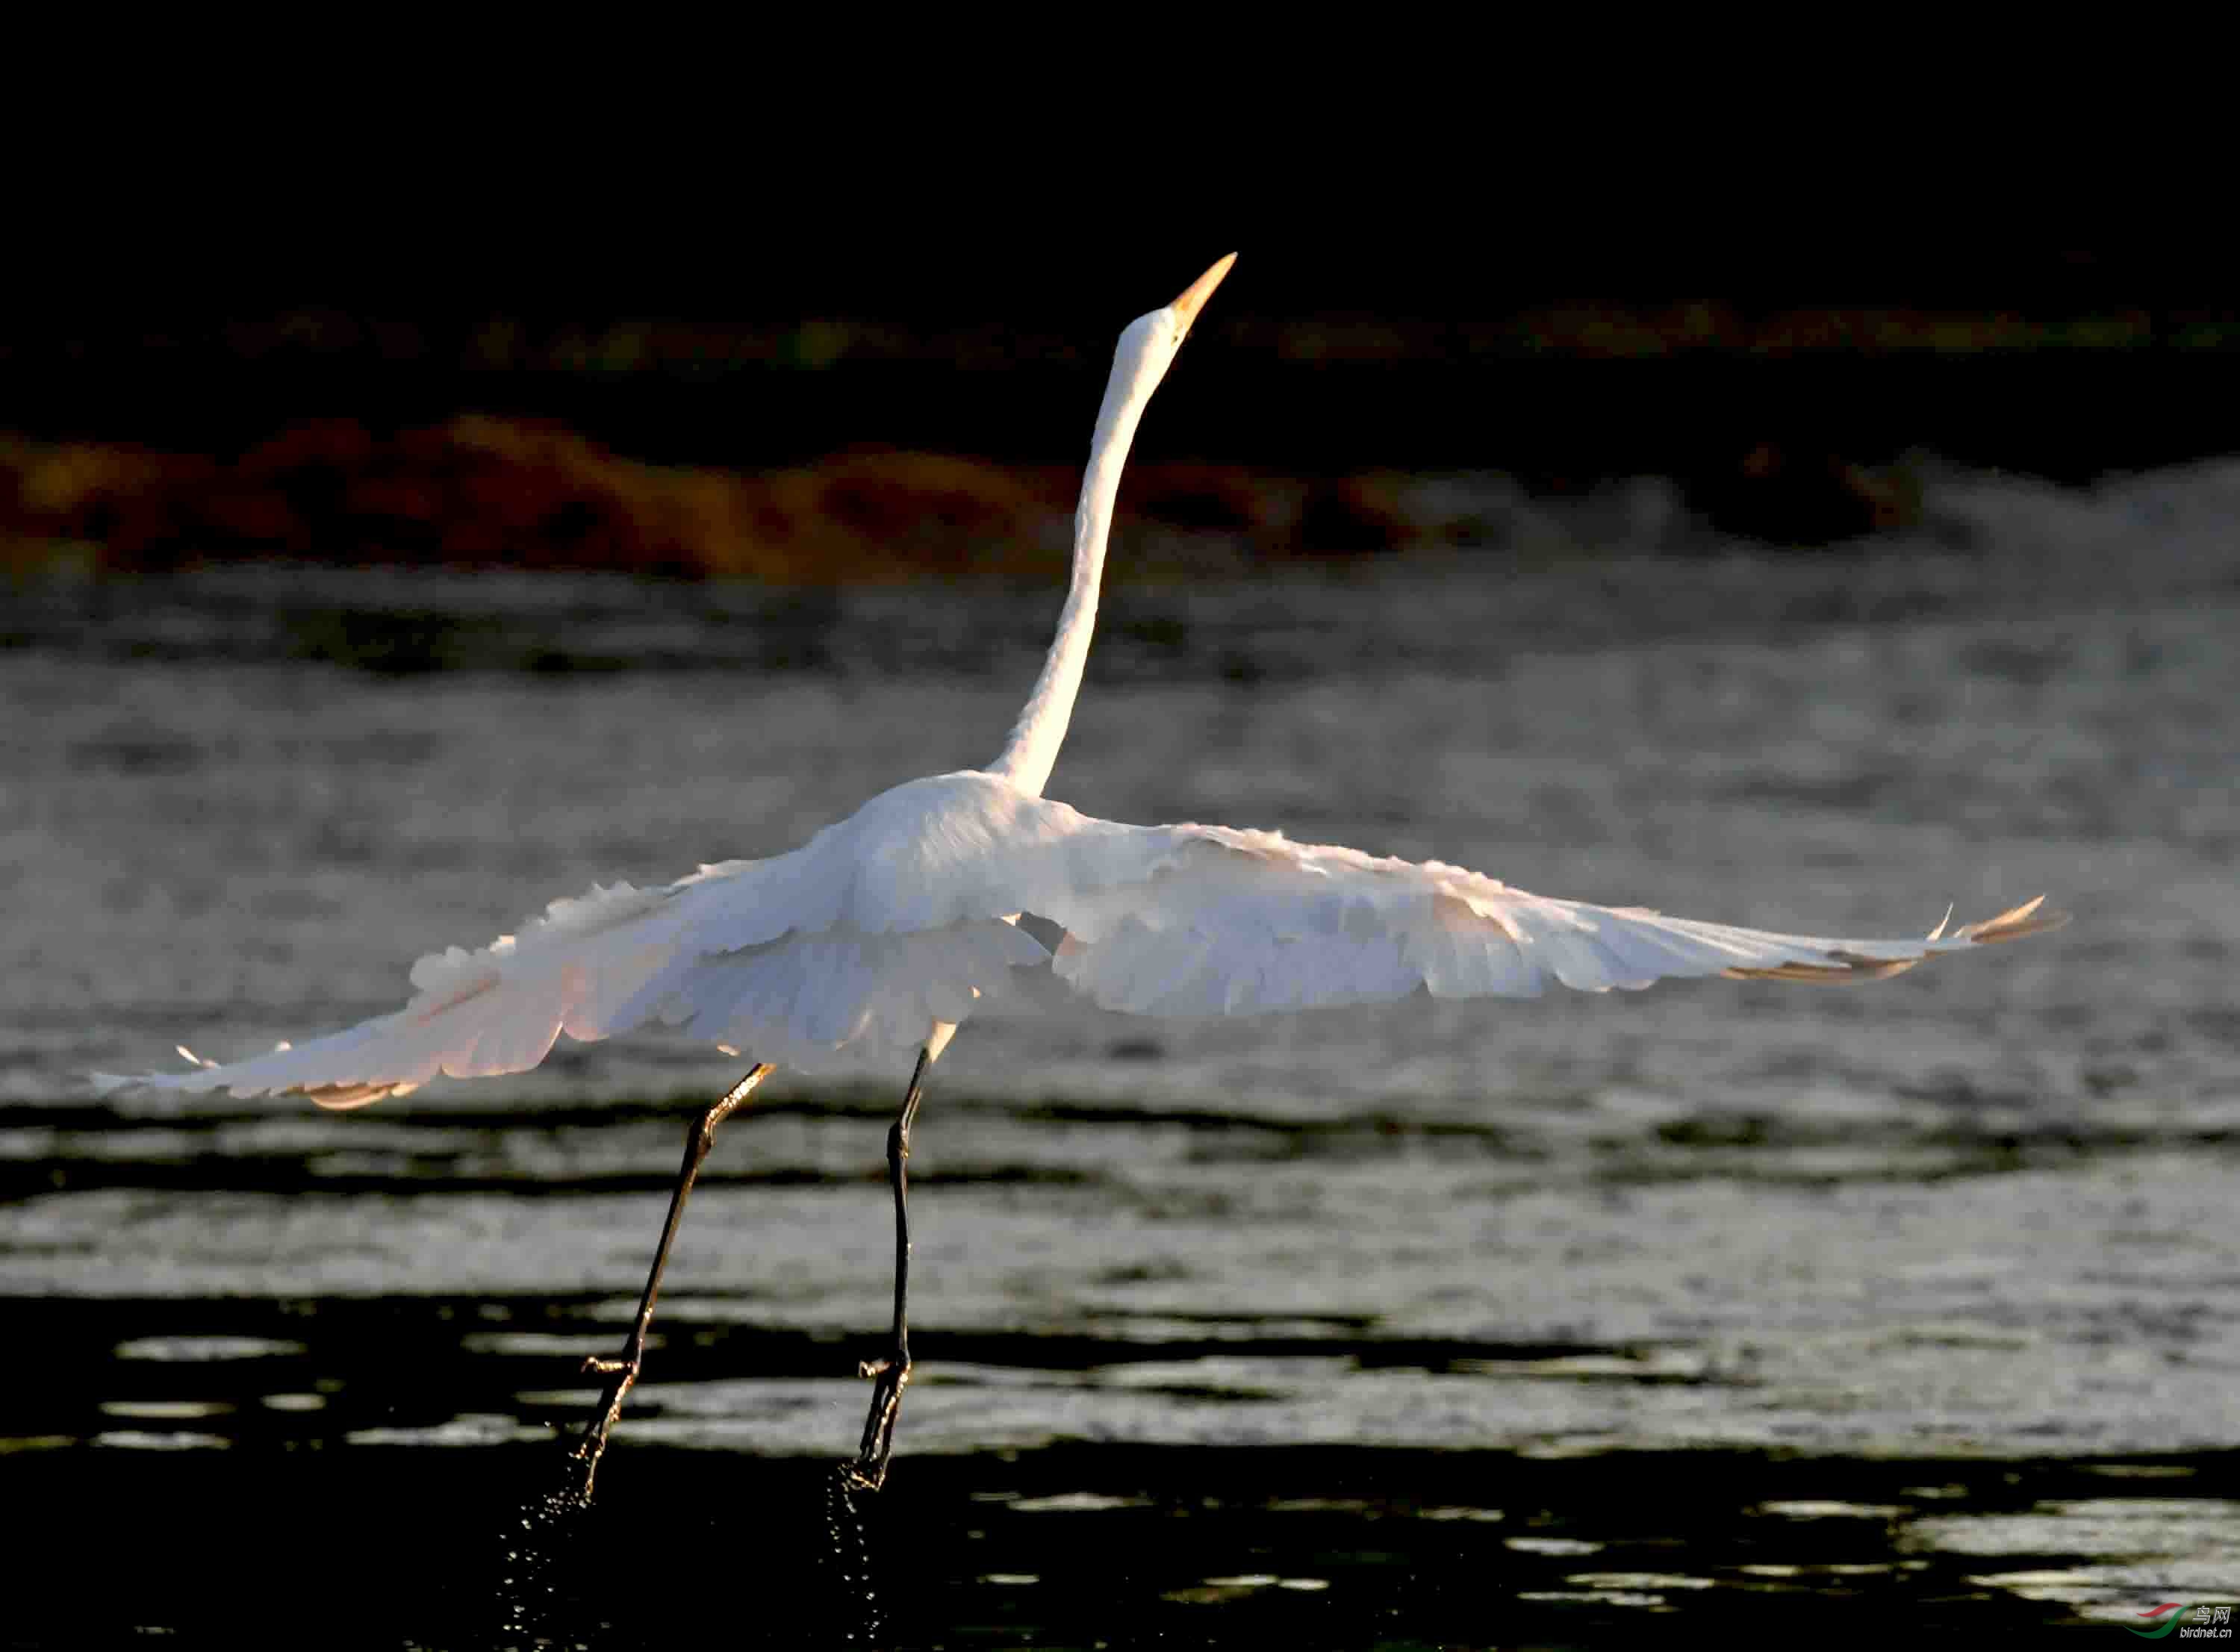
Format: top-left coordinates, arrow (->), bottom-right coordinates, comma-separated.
99,254 -> 2065,1495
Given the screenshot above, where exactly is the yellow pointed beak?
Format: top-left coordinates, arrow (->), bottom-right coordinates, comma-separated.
1170,252 -> 1237,323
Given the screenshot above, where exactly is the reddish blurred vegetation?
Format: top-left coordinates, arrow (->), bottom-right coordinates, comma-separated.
0,417 -> 1420,581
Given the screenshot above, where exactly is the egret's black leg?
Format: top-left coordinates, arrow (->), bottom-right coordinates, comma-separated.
568,1061 -> 774,1500
845,1045 -> 932,1492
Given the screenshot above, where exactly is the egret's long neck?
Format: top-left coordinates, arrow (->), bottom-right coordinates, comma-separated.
988,355 -> 1154,797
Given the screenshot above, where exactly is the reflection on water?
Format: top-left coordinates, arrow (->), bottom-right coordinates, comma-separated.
6,483 -> 2240,1641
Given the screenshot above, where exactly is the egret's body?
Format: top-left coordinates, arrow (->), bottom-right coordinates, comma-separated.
100,256 -> 2065,1492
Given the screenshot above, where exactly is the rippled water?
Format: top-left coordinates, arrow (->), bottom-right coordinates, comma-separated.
5,470 -> 2239,1642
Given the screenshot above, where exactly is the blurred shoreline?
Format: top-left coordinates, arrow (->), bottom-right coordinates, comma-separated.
9,284 -> 2240,573
5,428 -> 2235,626
9,420 -> 2240,592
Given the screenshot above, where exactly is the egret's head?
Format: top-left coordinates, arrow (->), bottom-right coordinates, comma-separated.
1107,253 -> 1236,408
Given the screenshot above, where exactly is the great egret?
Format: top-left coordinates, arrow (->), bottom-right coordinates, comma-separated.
99,253 -> 2066,1494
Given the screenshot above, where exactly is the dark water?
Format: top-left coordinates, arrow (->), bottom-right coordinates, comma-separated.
11,1421 -> 2221,1645
6,468 -> 2240,1642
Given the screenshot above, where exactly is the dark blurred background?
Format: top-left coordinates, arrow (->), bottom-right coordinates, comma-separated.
8,238 -> 2238,576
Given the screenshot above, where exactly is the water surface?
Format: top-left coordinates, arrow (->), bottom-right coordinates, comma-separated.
4,472 -> 2237,1640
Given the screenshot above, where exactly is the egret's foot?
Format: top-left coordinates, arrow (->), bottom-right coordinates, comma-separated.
565,1346 -> 647,1499
844,1352 -> 912,1492
567,1413 -> 626,1501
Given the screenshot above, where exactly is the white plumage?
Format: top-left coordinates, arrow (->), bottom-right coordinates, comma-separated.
96,762 -> 2061,1107
96,252 -> 2065,1112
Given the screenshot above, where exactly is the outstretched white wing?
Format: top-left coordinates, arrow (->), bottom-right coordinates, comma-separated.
971,800 -> 2066,1018
90,778 -> 1057,1106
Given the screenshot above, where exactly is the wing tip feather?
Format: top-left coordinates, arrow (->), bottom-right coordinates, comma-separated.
1722,893 -> 2068,986
1953,894 -> 2071,945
